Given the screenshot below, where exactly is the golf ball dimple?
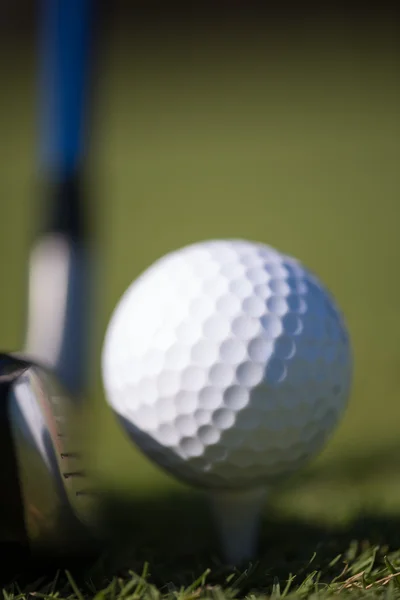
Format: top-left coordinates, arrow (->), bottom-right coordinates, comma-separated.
102,239 -> 352,490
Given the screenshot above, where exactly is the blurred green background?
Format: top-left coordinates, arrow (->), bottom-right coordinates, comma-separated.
1,4 -> 400,540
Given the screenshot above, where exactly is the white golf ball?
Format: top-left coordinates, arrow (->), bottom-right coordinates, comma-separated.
102,239 -> 352,490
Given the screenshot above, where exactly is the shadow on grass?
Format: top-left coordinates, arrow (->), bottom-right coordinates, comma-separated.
5,491 -> 400,595
4,441 -> 400,593
89,490 -> 400,586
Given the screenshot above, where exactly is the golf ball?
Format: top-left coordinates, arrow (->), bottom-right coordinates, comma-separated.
102,239 -> 352,490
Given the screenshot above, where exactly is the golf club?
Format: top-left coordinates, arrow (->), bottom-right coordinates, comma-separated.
0,353 -> 98,558
0,0 -> 100,559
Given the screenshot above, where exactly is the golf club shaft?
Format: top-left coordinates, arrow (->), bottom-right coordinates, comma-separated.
25,0 -> 96,398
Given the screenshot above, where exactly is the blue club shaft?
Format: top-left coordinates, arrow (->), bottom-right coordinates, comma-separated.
39,0 -> 93,179
25,0 -> 96,398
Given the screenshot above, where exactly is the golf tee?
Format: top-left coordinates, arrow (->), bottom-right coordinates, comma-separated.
208,487 -> 267,566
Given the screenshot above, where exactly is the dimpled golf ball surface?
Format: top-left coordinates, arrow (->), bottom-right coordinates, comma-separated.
102,239 -> 352,490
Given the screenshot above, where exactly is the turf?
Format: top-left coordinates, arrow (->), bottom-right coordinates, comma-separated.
1,18 -> 400,598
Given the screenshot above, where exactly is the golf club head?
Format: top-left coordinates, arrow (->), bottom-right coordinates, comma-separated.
0,353 -> 100,559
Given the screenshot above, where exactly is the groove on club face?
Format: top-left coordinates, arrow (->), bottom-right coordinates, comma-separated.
6,359 -> 100,557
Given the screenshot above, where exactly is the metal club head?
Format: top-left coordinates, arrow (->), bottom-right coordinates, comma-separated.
0,353 -> 100,559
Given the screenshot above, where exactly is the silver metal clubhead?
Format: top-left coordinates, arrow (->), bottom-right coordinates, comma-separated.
0,353 -> 100,558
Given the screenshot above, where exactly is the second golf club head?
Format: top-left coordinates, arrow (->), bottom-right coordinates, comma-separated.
0,353 -> 101,559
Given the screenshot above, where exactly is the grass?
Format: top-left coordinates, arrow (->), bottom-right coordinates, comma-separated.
1,18 -> 400,598
5,522 -> 400,598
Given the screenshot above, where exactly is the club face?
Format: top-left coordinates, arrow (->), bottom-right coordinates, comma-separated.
2,355 -> 100,558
